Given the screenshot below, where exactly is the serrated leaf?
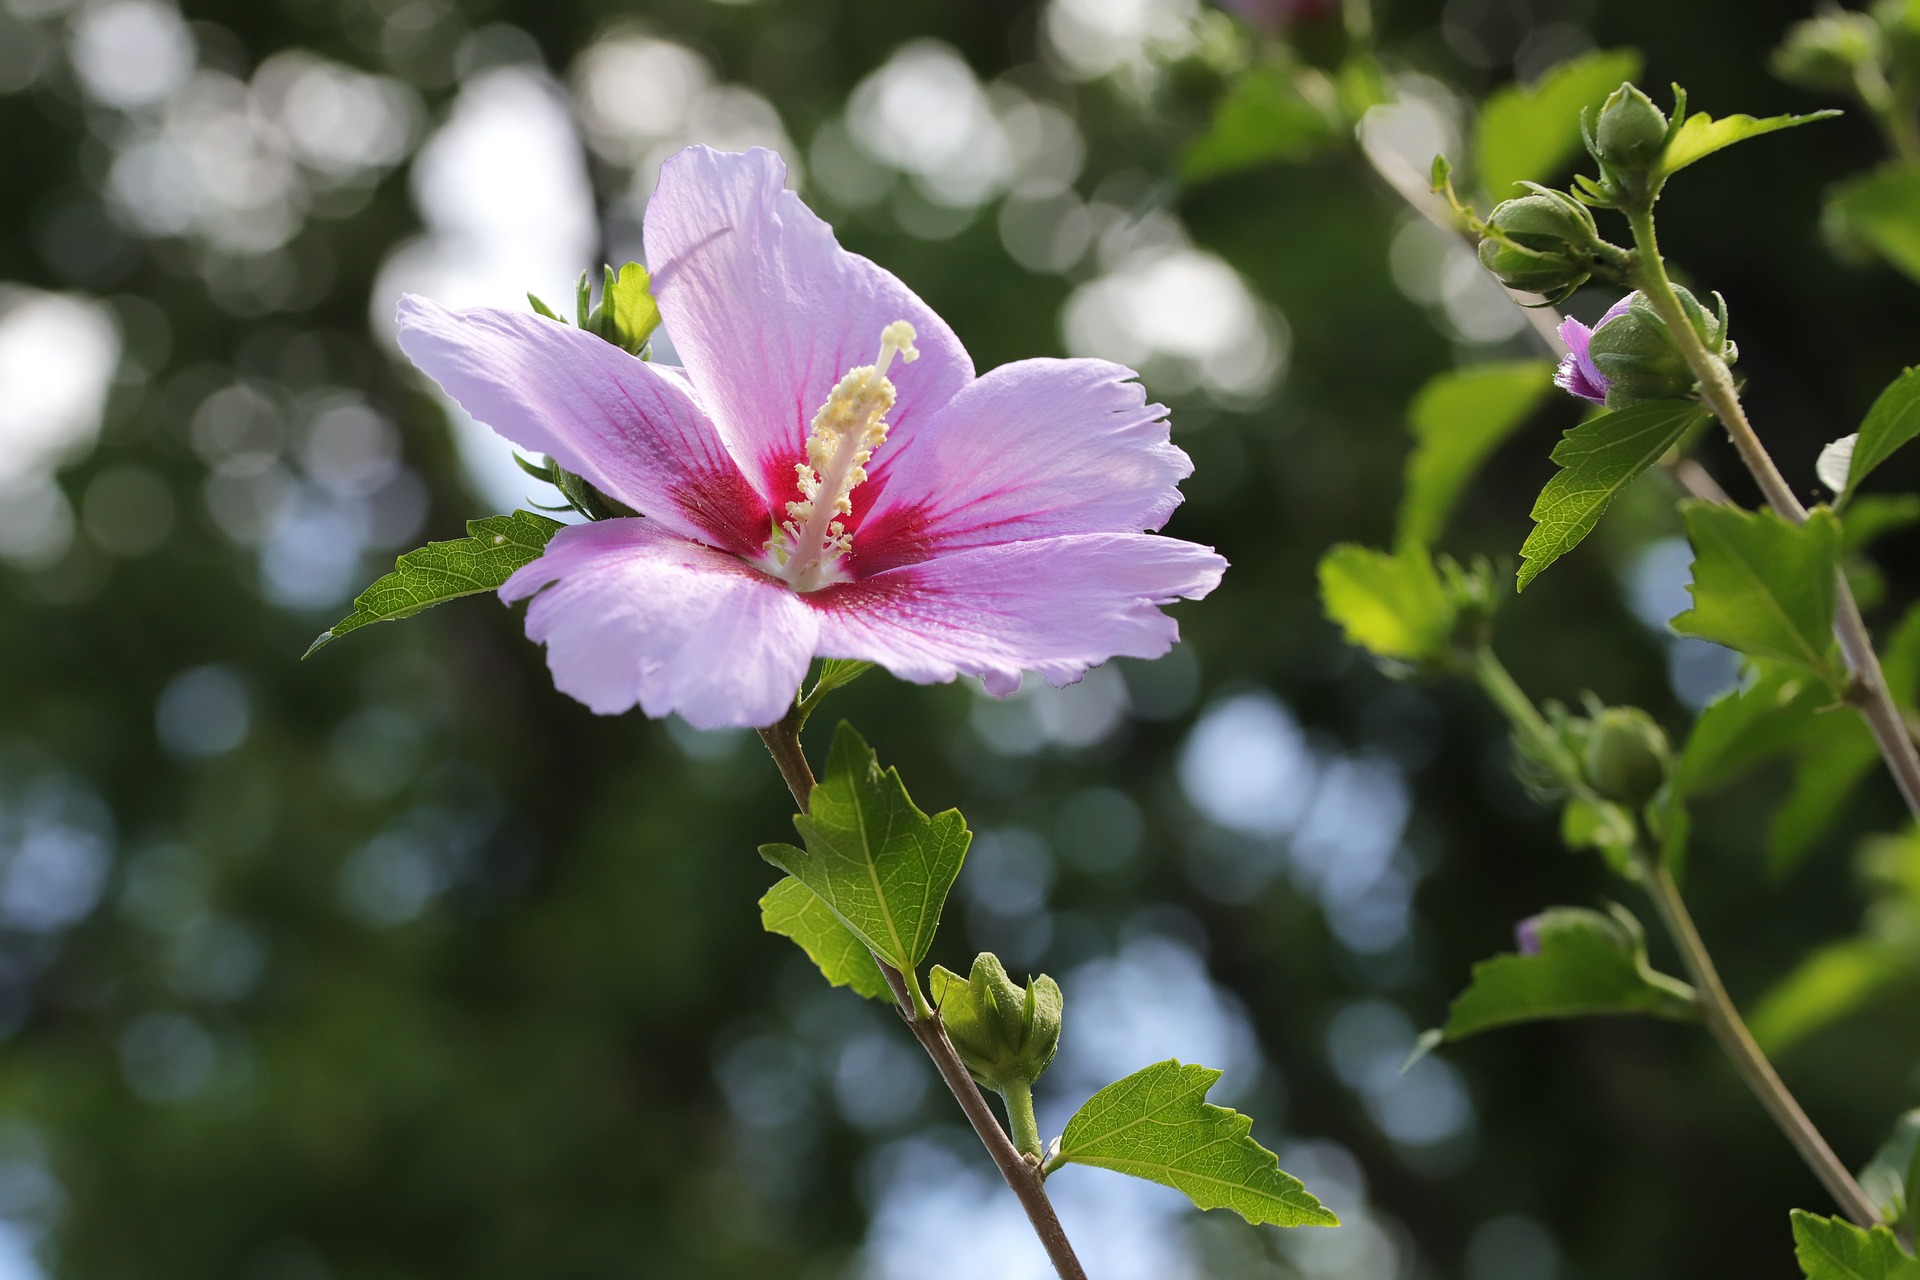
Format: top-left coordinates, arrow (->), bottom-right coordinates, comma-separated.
304,511 -> 563,657
1052,1060 -> 1337,1228
1400,361 -> 1555,546
1859,1109 -> 1920,1228
1517,401 -> 1708,590
1673,663 -> 1832,797
1184,63 -> 1340,183
1750,937 -> 1913,1054
1317,543 -> 1456,663
1791,1210 -> 1920,1279
1474,48 -> 1644,200
1656,108 -> 1841,180
1432,905 -> 1697,1042
759,723 -> 969,985
1848,367 -> 1920,492
1828,166 -> 1920,286
1671,502 -> 1843,682
759,876 -> 891,1001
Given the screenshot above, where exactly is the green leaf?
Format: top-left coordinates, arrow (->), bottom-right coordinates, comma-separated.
1317,543 -> 1456,664
580,262 -> 661,356
1474,49 -> 1644,200
1750,937 -> 1914,1053
1655,107 -> 1841,180
1842,493 -> 1920,553
796,659 -> 876,727
1767,715 -> 1879,874
758,723 -> 969,993
1183,64 -> 1339,183
1859,1109 -> 1920,1228
1671,502 -> 1843,682
1791,1210 -> 1920,1279
1848,367 -> 1920,492
304,511 -> 563,658
1051,1060 -> 1338,1228
1517,401 -> 1708,590
1828,166 -> 1920,287
759,876 -> 891,1001
1673,663 -> 1833,797
1400,361 -> 1555,546
1433,906 -> 1697,1042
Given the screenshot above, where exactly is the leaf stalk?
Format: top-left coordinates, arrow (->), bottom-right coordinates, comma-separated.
754,715 -> 1089,1280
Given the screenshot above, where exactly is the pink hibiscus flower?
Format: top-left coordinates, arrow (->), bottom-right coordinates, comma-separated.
395,147 -> 1225,729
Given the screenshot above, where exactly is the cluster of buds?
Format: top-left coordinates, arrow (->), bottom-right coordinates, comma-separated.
1476,185 -> 1614,302
1775,2 -> 1920,117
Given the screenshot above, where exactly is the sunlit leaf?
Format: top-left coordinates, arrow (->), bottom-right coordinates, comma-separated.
1791,1210 -> 1920,1279
1517,401 -> 1708,590
1751,935 -> 1914,1053
1656,107 -> 1840,180
1317,543 -> 1455,664
1428,905 -> 1696,1045
304,511 -> 563,658
759,723 -> 969,984
1848,367 -> 1920,491
1475,49 -> 1644,200
1671,502 -> 1843,683
759,876 -> 891,1002
1400,360 -> 1555,546
1051,1060 -> 1338,1228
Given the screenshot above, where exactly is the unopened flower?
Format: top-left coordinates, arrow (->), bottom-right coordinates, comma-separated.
396,147 -> 1225,729
1553,296 -> 1634,405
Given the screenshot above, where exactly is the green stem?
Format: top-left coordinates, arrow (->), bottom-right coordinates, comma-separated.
1639,859 -> 1881,1227
1003,1082 -> 1044,1161
1472,647 -> 1880,1225
754,719 -> 1088,1280
1622,204 -> 1920,832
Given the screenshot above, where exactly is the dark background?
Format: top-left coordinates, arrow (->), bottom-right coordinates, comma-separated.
0,0 -> 1914,1277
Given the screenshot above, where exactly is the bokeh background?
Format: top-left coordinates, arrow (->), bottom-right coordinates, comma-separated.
0,0 -> 1916,1276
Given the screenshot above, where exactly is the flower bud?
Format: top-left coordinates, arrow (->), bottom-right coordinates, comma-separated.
1476,191 -> 1602,297
1585,286 -> 1733,407
1773,13 -> 1884,95
930,953 -> 1063,1093
1582,706 -> 1671,809
1593,83 -> 1670,171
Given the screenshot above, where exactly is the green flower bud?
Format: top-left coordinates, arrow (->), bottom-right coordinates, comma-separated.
1593,83 -> 1670,171
930,953 -> 1063,1093
1582,706 -> 1671,809
1476,190 -> 1602,297
1586,285 -> 1734,407
1773,13 -> 1884,95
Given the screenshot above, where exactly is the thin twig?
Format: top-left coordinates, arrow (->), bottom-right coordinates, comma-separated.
1639,859 -> 1882,1226
754,715 -> 1090,1280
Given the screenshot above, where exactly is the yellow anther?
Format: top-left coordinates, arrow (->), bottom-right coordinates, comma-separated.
763,320 -> 918,591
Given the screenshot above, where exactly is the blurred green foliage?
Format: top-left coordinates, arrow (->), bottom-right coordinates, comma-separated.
2,0 -> 1919,1278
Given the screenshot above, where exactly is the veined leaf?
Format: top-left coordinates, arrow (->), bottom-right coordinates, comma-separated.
1051,1060 -> 1337,1228
1517,401 -> 1708,590
1656,108 -> 1841,180
1430,905 -> 1697,1043
759,723 -> 969,989
1848,367 -> 1920,492
1318,543 -> 1456,664
1791,1210 -> 1920,1279
1474,49 -> 1644,200
1400,360 -> 1555,546
759,876 -> 890,1002
304,511 -> 562,657
1671,502 -> 1843,684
